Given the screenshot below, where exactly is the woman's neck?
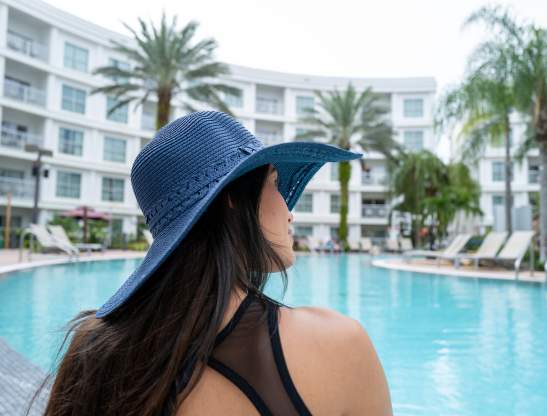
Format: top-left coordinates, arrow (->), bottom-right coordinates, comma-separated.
218,287 -> 248,334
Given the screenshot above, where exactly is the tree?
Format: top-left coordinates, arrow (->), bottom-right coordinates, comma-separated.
436,17 -> 515,233
459,5 -> 547,260
91,13 -> 239,130
295,84 -> 400,250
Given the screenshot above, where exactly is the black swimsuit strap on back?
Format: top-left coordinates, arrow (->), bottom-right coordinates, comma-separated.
174,293 -> 312,416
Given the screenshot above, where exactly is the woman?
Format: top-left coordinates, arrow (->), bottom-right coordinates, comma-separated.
31,111 -> 392,415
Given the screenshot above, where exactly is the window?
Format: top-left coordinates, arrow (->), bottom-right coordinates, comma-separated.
103,137 -> 126,163
58,128 -> 83,156
108,57 -> 130,83
331,162 -> 339,181
64,42 -> 88,72
403,98 -> 423,118
0,168 -> 24,179
529,165 -> 539,184
330,193 -> 340,213
294,225 -> 313,237
403,130 -> 424,151
56,171 -> 81,198
330,227 -> 339,239
62,85 -> 86,114
296,96 -> 314,115
492,195 -> 505,206
106,97 -> 129,123
492,161 -> 505,182
102,177 -> 125,202
225,89 -> 243,108
294,192 -> 313,213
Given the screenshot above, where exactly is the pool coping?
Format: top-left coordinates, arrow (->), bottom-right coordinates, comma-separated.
372,257 -> 547,283
0,252 -> 146,276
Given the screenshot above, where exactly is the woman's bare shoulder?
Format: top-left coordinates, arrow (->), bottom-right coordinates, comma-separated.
279,305 -> 393,415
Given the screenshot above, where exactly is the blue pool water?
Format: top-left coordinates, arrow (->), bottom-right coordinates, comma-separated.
0,254 -> 546,415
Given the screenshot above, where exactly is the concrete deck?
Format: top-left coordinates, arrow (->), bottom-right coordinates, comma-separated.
0,338 -> 50,415
373,257 -> 547,283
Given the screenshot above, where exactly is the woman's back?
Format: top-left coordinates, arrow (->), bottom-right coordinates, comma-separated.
177,293 -> 392,415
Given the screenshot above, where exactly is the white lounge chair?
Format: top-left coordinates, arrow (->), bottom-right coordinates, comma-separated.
385,238 -> 400,253
454,231 -> 508,268
47,225 -> 81,256
403,233 -> 472,265
22,224 -> 78,259
400,237 -> 413,252
348,239 -> 361,252
143,229 -> 154,247
464,231 -> 535,279
359,238 -> 373,253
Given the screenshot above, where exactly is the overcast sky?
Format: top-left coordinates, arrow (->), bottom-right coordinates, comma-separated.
45,0 -> 547,160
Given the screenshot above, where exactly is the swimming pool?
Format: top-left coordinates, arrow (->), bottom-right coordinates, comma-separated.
0,254 -> 546,415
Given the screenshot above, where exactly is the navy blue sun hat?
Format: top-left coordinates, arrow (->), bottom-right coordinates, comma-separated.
96,111 -> 363,318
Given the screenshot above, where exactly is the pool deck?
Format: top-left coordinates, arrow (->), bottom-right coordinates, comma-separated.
373,257 -> 547,283
0,249 -> 146,275
0,338 -> 50,415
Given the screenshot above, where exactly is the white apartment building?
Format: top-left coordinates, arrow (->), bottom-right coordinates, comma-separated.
0,0 -> 437,246
449,113 -> 540,232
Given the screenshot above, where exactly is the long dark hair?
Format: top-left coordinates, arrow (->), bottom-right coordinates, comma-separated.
27,163 -> 289,415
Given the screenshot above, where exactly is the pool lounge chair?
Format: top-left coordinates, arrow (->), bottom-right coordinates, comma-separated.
348,239 -> 361,252
385,238 -> 400,253
459,231 -> 535,279
359,238 -> 373,253
21,224 -> 78,259
47,225 -> 82,256
400,238 -> 413,252
453,231 -> 508,268
403,233 -> 472,265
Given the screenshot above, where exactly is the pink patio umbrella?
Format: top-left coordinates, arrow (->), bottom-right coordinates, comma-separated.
62,206 -> 111,243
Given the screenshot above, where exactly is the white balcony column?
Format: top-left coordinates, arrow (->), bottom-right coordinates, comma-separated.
48,27 -> 61,67
43,118 -> 56,150
0,4 -> 7,49
248,84 -> 256,115
0,56 -> 5,97
46,73 -> 56,110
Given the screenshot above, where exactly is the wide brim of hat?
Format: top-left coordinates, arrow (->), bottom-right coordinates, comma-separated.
95,141 -> 362,318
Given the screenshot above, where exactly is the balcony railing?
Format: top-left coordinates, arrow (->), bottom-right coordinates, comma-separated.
0,177 -> 34,200
361,204 -> 388,218
255,97 -> 282,115
361,175 -> 388,186
256,131 -> 282,146
3,78 -> 46,107
141,112 -> 155,130
1,126 -> 43,149
7,31 -> 49,62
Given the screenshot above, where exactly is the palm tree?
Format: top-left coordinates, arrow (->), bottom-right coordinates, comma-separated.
295,84 -> 400,250
461,5 -> 547,260
90,13 -> 239,130
436,22 -> 515,233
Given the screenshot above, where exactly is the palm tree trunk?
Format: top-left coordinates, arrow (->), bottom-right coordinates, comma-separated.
539,140 -> 547,261
504,124 -> 513,234
339,160 -> 351,251
157,88 -> 173,130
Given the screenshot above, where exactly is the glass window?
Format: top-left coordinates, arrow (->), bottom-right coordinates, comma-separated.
225,89 -> 243,108
529,165 -> 539,184
56,171 -> 81,198
403,130 -> 424,151
64,42 -> 89,72
61,85 -> 86,114
108,57 -> 130,83
331,162 -> 339,181
106,97 -> 129,123
295,128 -> 315,142
330,226 -> 339,239
0,168 -> 24,179
103,136 -> 126,163
294,192 -> 313,213
330,193 -> 340,213
102,177 -> 125,202
403,98 -> 423,118
294,225 -> 313,237
296,96 -> 314,114
492,161 -> 505,182
492,195 -> 505,206
58,127 -> 83,156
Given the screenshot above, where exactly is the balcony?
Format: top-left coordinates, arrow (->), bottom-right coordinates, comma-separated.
7,30 -> 48,62
1,125 -> 42,150
256,131 -> 282,146
0,177 -> 34,200
256,97 -> 283,115
3,78 -> 46,107
528,168 -> 539,184
361,204 -> 388,218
